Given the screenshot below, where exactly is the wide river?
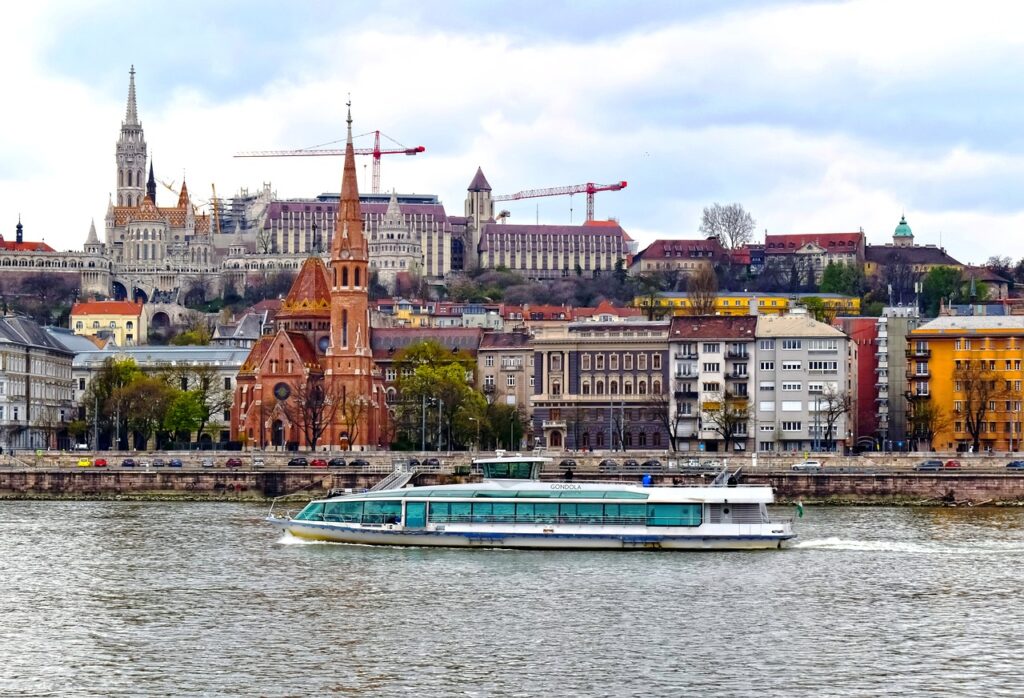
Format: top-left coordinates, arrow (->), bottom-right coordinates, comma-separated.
1,502 -> 1022,697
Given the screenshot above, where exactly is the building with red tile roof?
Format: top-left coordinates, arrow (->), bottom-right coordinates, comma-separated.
629,237 -> 726,275
70,300 -> 145,346
763,231 -> 865,283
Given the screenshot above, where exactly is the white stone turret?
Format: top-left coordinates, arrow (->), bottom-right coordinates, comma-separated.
369,190 -> 419,293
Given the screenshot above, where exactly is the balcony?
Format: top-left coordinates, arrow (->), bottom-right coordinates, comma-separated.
727,372 -> 748,380
674,371 -> 695,379
906,348 -> 931,359
906,370 -> 930,381
674,390 -> 699,399
725,349 -> 749,359
542,420 -> 566,430
674,351 -> 698,360
500,363 -> 524,371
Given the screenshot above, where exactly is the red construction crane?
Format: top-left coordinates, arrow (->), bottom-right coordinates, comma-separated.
234,131 -> 425,194
493,181 -> 627,222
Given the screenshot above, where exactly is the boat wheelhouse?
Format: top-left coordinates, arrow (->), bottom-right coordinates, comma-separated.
268,454 -> 795,550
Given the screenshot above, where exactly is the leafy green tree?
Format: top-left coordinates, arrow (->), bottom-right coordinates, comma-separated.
819,262 -> 864,296
117,376 -> 176,449
82,358 -> 142,449
394,340 -> 479,449
921,266 -> 963,316
163,392 -> 205,446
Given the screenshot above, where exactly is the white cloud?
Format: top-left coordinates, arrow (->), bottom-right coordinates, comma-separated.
3,0 -> 1024,266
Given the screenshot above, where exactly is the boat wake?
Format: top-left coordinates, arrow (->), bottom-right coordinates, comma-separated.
794,537 -> 935,553
795,536 -> 1024,554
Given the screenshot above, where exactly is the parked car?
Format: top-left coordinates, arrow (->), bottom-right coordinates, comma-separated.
1007,460 -> 1024,470
328,458 -> 347,468
350,458 -> 370,467
288,457 -> 308,467
152,458 -> 166,468
93,458 -> 108,467
310,458 -> 328,468
622,459 -> 640,469
423,457 -> 440,466
791,460 -> 822,472
406,458 -> 420,467
225,457 -> 243,468
77,458 -> 91,467
598,459 -> 619,472
943,459 -> 962,469
73,443 -> 90,451
168,458 -> 183,468
642,459 -> 663,470
559,459 -> 578,468
201,457 -> 214,468
252,457 -> 265,469
914,459 -> 943,471
120,458 -> 137,468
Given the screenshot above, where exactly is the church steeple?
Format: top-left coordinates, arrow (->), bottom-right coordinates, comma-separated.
125,65 -> 139,126
329,100 -> 371,358
146,160 -> 156,203
116,65 -> 147,207
332,101 -> 367,261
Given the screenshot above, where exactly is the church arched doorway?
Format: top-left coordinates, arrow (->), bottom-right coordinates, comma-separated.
271,420 -> 284,447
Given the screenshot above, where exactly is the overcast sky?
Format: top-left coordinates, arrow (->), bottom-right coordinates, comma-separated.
2,0 -> 1023,264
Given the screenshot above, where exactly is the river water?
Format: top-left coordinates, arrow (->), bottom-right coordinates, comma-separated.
1,502 -> 1022,697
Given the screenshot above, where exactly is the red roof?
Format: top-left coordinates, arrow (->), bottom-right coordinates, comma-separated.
278,257 -> 331,317
574,300 -> 642,319
764,232 -> 864,254
0,238 -> 55,252
71,301 -> 143,316
669,316 -> 757,339
634,238 -> 725,262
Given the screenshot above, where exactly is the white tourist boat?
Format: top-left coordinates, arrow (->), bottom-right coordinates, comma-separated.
268,454 -> 795,550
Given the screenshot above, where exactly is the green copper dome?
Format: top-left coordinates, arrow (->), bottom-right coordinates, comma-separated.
893,215 -> 913,238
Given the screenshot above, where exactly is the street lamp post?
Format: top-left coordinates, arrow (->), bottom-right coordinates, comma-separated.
437,398 -> 443,452
468,417 -> 479,452
421,395 -> 427,452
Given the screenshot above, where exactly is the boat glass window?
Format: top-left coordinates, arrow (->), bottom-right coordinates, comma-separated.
295,502 -> 325,521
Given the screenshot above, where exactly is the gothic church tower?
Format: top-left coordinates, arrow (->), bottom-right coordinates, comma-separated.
327,102 -> 384,448
116,66 -> 147,207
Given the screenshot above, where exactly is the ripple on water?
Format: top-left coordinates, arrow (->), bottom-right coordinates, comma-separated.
0,503 -> 1022,697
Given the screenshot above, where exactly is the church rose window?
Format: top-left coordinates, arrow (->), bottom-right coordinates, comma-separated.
273,383 -> 291,401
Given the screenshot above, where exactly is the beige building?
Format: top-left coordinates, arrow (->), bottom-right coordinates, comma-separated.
70,301 -> 147,347
478,332 -> 533,412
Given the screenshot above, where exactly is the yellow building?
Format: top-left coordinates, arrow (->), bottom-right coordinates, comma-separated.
636,292 -> 860,317
909,317 -> 1024,452
70,301 -> 147,347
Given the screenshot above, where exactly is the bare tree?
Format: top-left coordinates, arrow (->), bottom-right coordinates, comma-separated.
955,360 -> 1006,453
256,225 -> 275,254
686,265 -> 718,316
338,387 -> 370,450
820,386 -> 852,451
701,392 -> 750,452
280,376 -> 344,452
646,392 -> 685,452
907,396 -> 951,451
699,203 -> 756,250
880,251 -> 920,306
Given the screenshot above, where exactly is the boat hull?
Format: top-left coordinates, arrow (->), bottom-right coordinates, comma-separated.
269,517 -> 793,551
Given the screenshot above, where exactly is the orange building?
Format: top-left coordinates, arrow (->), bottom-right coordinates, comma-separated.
909,317 -> 1024,452
231,105 -> 388,451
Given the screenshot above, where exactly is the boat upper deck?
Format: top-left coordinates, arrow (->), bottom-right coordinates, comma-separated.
318,480 -> 776,505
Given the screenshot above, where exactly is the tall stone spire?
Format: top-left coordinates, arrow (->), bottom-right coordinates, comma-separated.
86,219 -> 99,244
333,100 -> 366,260
116,65 -> 147,207
125,65 -> 139,126
146,160 -> 156,203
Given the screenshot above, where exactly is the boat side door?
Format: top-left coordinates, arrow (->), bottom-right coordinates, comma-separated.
405,501 -> 427,528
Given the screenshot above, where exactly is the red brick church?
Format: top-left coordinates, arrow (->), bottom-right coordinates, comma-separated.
230,105 -> 388,450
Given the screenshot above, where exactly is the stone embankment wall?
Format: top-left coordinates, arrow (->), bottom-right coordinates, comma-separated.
3,450 -> 1024,503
